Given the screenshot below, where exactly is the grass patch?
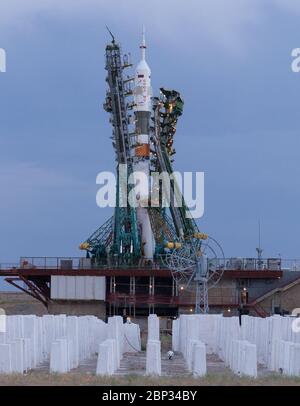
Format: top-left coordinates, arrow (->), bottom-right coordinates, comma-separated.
0,372 -> 300,386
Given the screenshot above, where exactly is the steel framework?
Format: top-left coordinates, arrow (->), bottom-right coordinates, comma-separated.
79,33 -> 225,312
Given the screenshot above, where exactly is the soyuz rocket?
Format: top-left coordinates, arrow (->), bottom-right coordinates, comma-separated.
133,29 -> 155,260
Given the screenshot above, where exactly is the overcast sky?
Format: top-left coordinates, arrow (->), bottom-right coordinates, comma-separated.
0,0 -> 300,288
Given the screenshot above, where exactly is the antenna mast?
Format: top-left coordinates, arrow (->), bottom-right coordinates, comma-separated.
256,220 -> 263,270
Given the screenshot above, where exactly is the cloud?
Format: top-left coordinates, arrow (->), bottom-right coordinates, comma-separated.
2,0 -> 300,55
0,0 -> 266,53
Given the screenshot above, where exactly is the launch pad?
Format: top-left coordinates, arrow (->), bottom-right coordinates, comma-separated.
1,31 -> 297,320
0,256 -> 284,319
75,29 -> 226,314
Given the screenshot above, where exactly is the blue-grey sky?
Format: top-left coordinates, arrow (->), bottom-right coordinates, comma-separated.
1,0 -> 300,285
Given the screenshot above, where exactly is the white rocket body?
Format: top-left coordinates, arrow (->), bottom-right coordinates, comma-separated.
133,30 -> 155,260
134,59 -> 152,113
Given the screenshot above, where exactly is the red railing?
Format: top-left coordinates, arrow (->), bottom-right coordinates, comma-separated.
1,256 -> 299,272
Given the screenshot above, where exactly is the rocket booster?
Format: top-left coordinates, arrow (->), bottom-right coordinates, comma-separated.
133,29 -> 155,260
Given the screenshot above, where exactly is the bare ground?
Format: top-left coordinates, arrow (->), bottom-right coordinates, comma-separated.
0,292 -> 47,316
0,372 -> 300,386
1,344 -> 299,386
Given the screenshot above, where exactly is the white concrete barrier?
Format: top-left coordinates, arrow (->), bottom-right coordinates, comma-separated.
186,339 -> 199,371
172,318 -> 180,352
0,332 -> 5,344
148,314 -> 160,341
123,322 -> 141,352
0,344 -> 12,374
22,338 -> 31,372
146,340 -> 161,376
174,315 -> 264,378
0,310 -> 6,334
96,339 -> 116,376
272,340 -> 300,376
66,316 -> 79,369
23,315 -> 39,368
184,338 -> 207,376
108,316 -> 124,367
50,338 -> 69,373
0,314 -> 111,375
9,340 -> 24,373
193,342 -> 207,377
228,340 -> 257,378
2,313 -> 299,377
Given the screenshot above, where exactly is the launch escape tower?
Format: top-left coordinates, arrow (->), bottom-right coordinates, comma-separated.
80,30 -> 224,313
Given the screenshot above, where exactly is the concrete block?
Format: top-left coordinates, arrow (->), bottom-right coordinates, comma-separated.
275,341 -> 300,377
23,338 -> 31,371
179,315 -> 189,358
108,338 -> 119,371
146,340 -> 161,376
94,319 -> 108,348
66,316 -> 79,369
230,340 -> 257,378
244,343 -> 257,378
193,342 -> 207,377
96,339 -> 115,376
56,314 -> 67,338
0,310 -> 6,334
291,343 -> 300,376
172,319 -> 180,352
194,314 -> 219,354
186,339 -> 198,371
0,314 -> 113,375
9,339 -> 24,374
42,315 -> 55,358
0,344 -> 12,374
77,316 -> 89,359
108,316 -> 124,366
123,322 -> 141,352
23,315 -> 38,368
148,314 -> 160,342
50,338 -> 69,373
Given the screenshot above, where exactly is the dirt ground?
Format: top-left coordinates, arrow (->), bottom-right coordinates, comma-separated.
0,372 -> 299,386
0,333 -> 299,386
0,292 -> 47,316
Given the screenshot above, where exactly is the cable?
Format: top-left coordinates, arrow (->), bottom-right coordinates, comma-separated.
124,331 -> 141,353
